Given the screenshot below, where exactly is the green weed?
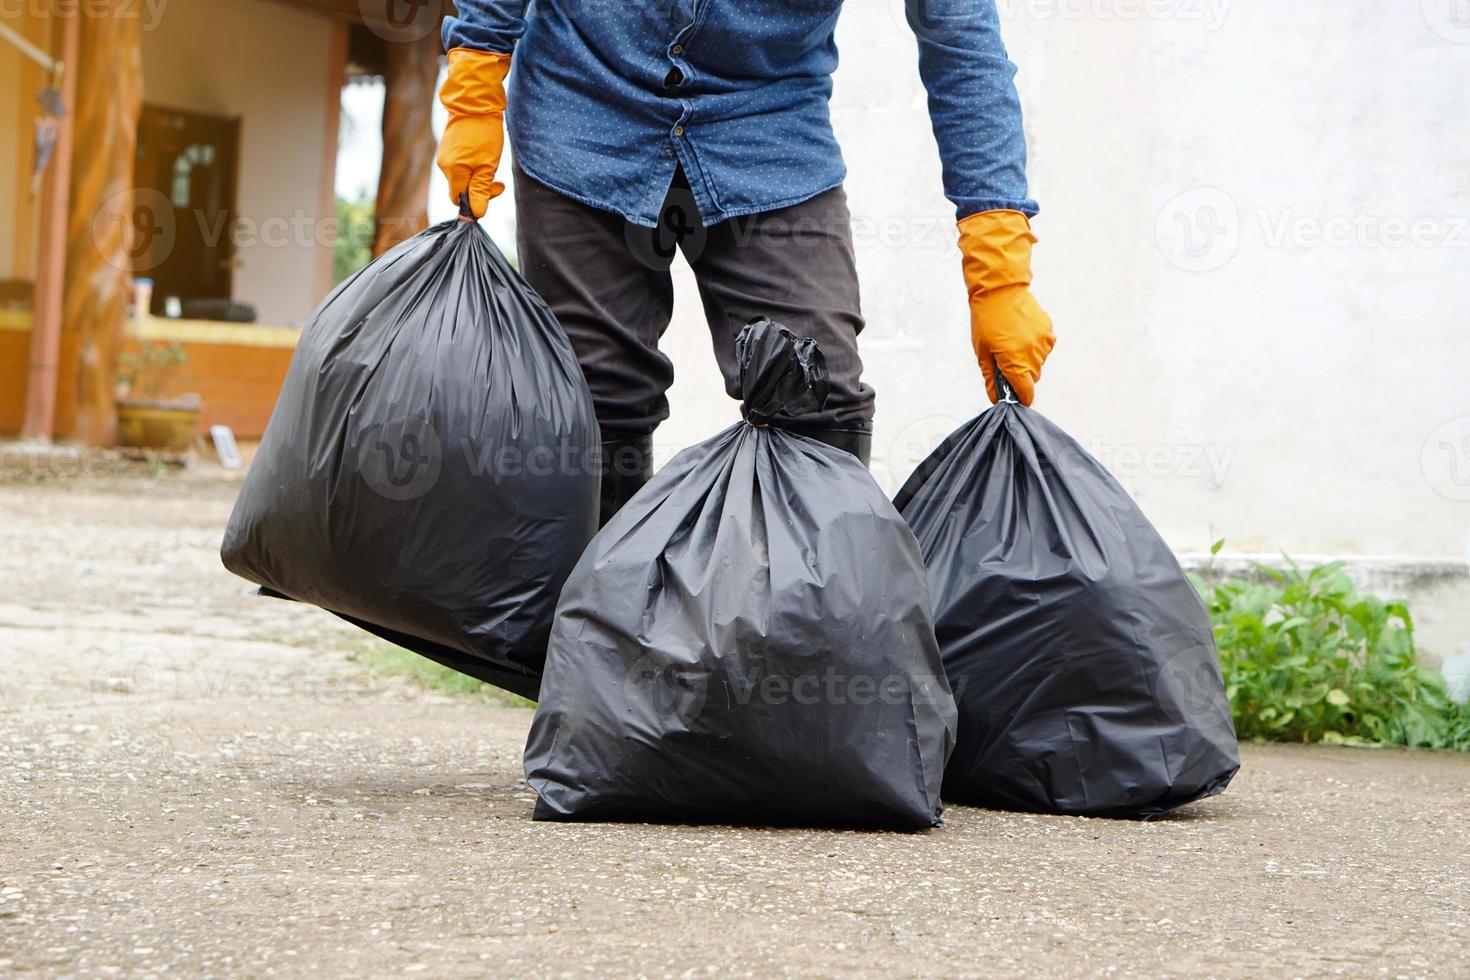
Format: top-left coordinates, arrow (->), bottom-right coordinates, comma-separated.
355,643 -> 535,708
1194,541 -> 1469,751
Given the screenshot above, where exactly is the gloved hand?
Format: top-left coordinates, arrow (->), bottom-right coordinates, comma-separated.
437,48 -> 512,219
958,210 -> 1056,406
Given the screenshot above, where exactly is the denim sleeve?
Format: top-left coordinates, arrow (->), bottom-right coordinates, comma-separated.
442,0 -> 529,54
905,0 -> 1038,219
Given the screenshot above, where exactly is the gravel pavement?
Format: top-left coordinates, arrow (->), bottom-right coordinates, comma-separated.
1,456 -> 1466,978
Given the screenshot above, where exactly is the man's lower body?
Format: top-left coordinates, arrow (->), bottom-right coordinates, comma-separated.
514,164 -> 875,525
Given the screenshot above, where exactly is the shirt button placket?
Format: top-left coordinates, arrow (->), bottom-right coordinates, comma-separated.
668,35 -> 692,142
667,6 -> 697,179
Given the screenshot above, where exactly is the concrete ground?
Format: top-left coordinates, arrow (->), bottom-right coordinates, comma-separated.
1,450 -> 1466,978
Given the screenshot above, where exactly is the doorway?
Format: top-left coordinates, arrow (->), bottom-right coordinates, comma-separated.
134,104 -> 241,317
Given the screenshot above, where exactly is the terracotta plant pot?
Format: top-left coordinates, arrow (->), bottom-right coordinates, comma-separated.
115,396 -> 202,453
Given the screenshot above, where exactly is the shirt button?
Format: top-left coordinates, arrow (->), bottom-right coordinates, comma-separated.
671,44 -> 684,54
673,126 -> 685,136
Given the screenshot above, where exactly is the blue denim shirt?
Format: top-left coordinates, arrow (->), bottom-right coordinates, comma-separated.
444,1 -> 1036,228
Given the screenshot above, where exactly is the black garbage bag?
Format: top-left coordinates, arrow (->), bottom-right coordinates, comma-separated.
893,400 -> 1239,818
221,213 -> 599,700
524,318 -> 957,828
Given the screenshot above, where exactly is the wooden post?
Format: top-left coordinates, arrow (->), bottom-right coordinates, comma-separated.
373,29 -> 441,256
316,22 -> 350,298
20,12 -> 80,441
54,3 -> 144,445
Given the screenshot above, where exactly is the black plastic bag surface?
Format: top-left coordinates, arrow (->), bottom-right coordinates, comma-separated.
524,319 -> 957,829
221,217 -> 599,699
893,403 -> 1239,818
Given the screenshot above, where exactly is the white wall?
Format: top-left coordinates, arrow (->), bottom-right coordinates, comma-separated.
140,0 -> 335,326
654,1 -> 1470,570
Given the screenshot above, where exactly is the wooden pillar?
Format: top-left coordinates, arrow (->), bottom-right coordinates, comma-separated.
20,14 -> 79,441
54,3 -> 143,445
316,23 -> 350,298
373,29 -> 441,256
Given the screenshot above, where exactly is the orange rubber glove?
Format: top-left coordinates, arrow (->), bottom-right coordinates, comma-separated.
958,210 -> 1056,406
437,48 -> 512,219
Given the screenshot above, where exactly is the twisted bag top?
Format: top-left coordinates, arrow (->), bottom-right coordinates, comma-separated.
524,318 -> 957,829
735,318 -> 830,424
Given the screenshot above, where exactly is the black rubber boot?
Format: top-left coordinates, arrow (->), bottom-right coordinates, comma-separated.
772,423 -> 873,468
598,431 -> 654,527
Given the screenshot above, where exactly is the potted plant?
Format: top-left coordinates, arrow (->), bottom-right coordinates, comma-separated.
115,341 -> 203,452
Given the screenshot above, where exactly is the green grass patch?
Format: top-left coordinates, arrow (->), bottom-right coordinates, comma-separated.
1194,542 -> 1470,751
355,643 -> 535,708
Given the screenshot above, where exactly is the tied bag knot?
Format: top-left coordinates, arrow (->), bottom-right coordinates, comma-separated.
736,317 -> 831,426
